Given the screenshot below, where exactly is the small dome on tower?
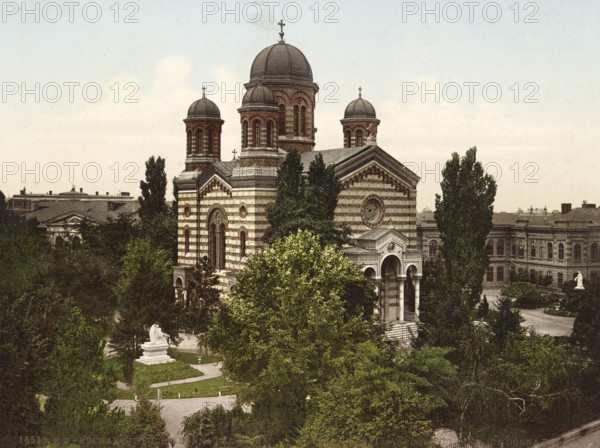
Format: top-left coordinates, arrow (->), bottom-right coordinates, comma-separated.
188,87 -> 221,119
242,84 -> 277,107
344,88 -> 377,120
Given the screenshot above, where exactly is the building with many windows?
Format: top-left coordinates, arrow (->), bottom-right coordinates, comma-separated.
418,202 -> 600,292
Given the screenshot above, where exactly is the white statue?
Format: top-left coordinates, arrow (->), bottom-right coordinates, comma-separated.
149,324 -> 168,345
575,271 -> 585,290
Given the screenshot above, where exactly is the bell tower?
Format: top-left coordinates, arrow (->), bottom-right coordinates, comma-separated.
341,87 -> 380,148
184,87 -> 224,172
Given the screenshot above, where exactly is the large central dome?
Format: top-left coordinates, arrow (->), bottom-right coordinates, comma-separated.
249,41 -> 314,87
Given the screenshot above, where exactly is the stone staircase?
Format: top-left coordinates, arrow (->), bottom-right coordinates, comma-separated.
385,321 -> 418,344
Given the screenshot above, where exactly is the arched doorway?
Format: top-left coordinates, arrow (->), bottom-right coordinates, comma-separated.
381,256 -> 401,323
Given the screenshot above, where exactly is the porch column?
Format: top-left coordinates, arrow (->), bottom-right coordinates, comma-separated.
399,275 -> 406,321
414,274 -> 422,318
374,277 -> 382,320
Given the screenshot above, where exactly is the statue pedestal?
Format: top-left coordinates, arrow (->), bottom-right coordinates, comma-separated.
137,342 -> 175,366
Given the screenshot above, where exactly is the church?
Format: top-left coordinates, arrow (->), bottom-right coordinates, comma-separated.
173,24 -> 423,325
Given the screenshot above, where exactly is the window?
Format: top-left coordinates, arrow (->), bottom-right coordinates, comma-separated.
547,242 -> 553,259
219,224 -> 226,270
574,244 -> 582,261
253,120 -> 260,147
240,231 -> 246,258
208,209 -> 227,270
429,240 -> 438,257
356,129 -> 363,146
293,105 -> 299,136
208,129 -> 214,154
279,104 -> 286,135
559,243 -> 564,260
300,105 -> 306,136
345,130 -> 351,148
496,240 -> 504,256
497,266 -> 504,282
486,242 -> 494,255
186,130 -> 192,155
184,228 -> 190,253
512,244 -> 516,256
558,272 -> 563,288
518,241 -> 524,257
266,120 -> 273,147
242,121 -> 248,148
592,243 -> 599,261
531,242 -> 536,258
196,129 -> 203,154
487,266 -> 494,282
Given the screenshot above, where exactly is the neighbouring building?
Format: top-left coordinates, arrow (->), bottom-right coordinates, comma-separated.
7,186 -> 139,244
173,24 -> 423,325
418,202 -> 600,292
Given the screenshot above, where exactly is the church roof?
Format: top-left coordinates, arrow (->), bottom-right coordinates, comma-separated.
300,145 -> 420,189
249,41 -> 314,88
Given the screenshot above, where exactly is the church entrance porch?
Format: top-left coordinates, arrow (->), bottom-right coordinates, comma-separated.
344,228 -> 422,324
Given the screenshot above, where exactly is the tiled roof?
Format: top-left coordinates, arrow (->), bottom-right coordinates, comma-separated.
417,208 -> 600,228
299,145 -> 371,170
25,200 -> 139,225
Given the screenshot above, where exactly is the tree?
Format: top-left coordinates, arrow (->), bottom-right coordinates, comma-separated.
138,156 -> 177,259
138,156 -> 169,220
41,306 -> 124,442
185,255 -> 221,334
299,340 -> 443,447
490,296 -> 523,348
267,152 -> 349,246
112,238 -> 180,373
434,147 -> 496,307
206,230 -> 377,442
0,293 -> 45,446
305,153 -> 350,246
121,398 -> 172,448
571,285 -> 600,363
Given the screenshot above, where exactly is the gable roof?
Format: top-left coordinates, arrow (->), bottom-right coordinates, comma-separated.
300,145 -> 420,189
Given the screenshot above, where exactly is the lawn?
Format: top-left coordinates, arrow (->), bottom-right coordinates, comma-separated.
114,375 -> 240,400
105,357 -> 203,385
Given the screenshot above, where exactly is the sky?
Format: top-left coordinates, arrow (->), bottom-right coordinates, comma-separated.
0,0 -> 599,212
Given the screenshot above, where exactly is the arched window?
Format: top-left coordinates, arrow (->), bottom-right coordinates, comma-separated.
184,228 -> 190,253
356,129 -> 363,146
266,120 -> 273,147
531,242 -> 536,258
574,244 -> 582,260
196,128 -> 203,154
592,243 -> 599,261
208,129 -> 214,154
209,223 -> 217,265
279,104 -> 286,135
240,231 -> 246,258
547,242 -> 553,259
293,105 -> 299,136
486,241 -> 494,255
345,130 -> 352,148
253,120 -> 260,147
219,224 -> 226,270
558,243 -> 564,260
496,239 -> 504,256
186,130 -> 192,156
300,105 -> 307,136
242,121 -> 248,149
429,240 -> 438,257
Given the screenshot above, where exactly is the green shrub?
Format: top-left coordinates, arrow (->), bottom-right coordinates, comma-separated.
501,282 -> 553,308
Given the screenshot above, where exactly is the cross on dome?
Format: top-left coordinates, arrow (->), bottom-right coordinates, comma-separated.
358,87 -> 362,98
278,19 -> 285,41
